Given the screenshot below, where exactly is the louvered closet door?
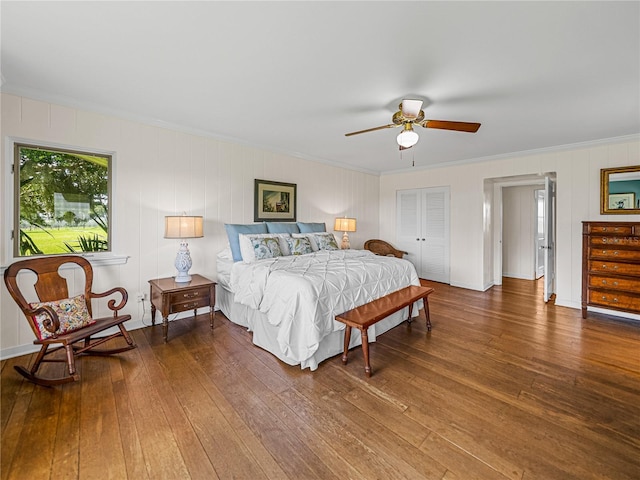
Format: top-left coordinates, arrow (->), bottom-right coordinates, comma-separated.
397,187 -> 450,283
397,189 -> 422,267
421,187 -> 450,283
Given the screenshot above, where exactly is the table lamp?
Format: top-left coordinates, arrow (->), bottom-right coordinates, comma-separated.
334,217 -> 357,249
164,215 -> 203,282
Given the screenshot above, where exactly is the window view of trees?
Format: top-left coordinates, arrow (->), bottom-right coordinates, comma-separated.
16,144 -> 111,256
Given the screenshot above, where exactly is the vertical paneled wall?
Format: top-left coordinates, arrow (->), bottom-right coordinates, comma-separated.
0,94 -> 380,357
380,139 -> 640,311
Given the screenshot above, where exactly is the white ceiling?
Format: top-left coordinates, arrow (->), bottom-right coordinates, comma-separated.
2,1 -> 639,175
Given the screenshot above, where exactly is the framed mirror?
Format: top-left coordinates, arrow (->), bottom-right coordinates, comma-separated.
601,166 -> 640,214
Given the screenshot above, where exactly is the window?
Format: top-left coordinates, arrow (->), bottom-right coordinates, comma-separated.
14,143 -> 112,257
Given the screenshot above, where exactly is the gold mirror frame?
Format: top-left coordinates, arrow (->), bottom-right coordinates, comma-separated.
600,165 -> 640,214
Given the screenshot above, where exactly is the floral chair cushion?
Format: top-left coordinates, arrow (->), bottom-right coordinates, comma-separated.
29,294 -> 95,340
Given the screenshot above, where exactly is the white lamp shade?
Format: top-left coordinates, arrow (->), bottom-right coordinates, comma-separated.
397,129 -> 419,148
334,217 -> 357,232
164,216 -> 204,239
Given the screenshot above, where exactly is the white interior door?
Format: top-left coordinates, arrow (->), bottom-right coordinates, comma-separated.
397,187 -> 450,283
421,187 -> 450,283
397,189 -> 422,266
543,176 -> 556,302
535,189 -> 545,279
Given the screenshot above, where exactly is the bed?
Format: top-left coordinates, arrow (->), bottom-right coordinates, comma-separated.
216,229 -> 421,371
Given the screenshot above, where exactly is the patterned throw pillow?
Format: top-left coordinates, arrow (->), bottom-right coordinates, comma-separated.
286,236 -> 314,255
29,294 -> 95,340
239,233 -> 291,261
313,232 -> 340,251
252,237 -> 282,260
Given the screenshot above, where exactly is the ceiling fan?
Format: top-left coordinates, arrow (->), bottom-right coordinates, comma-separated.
345,99 -> 481,150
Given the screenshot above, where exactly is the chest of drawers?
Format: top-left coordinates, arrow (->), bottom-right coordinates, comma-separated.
582,221 -> 640,318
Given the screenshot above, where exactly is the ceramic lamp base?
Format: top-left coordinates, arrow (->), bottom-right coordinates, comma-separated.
341,231 -> 351,249
174,241 -> 193,283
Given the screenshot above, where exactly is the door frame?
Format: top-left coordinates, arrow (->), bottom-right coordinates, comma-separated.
490,174 -> 555,291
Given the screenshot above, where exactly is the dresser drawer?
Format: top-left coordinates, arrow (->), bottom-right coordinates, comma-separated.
589,275 -> 640,291
591,236 -> 640,247
589,260 -> 640,276
588,224 -> 636,235
169,286 -> 211,305
588,247 -> 640,261
588,290 -> 640,311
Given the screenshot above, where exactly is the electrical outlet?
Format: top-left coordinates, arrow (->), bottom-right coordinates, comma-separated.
136,293 -> 145,303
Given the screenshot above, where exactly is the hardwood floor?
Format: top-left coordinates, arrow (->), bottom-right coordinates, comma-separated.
2,278 -> 639,479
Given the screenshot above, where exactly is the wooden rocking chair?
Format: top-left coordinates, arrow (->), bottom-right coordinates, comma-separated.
364,239 -> 408,259
3,255 -> 137,386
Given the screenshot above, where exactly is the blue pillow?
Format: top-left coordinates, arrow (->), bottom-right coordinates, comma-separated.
266,222 -> 300,234
224,223 -> 268,261
297,222 -> 326,233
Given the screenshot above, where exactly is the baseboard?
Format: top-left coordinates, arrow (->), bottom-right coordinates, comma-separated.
0,306 -> 217,361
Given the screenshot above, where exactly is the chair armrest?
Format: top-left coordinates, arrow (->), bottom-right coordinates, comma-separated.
25,305 -> 61,336
90,287 -> 128,313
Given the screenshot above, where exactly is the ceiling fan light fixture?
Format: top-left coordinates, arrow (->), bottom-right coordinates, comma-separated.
397,125 -> 419,148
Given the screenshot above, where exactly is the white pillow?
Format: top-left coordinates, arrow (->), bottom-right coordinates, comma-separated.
239,233 -> 291,262
217,246 -> 233,260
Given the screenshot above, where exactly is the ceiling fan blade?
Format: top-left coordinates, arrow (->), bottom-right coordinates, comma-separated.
401,99 -> 423,119
399,144 -> 413,151
345,123 -> 398,136
421,120 -> 481,133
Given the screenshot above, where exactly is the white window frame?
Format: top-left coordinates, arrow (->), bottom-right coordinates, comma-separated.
2,137 -> 128,270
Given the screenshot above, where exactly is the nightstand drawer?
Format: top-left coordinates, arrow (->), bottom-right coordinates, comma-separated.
170,297 -> 210,314
169,286 -> 211,305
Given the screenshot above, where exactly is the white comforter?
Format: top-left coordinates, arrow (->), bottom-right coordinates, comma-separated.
230,250 -> 420,363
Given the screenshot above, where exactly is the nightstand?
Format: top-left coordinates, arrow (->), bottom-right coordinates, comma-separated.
148,274 -> 216,343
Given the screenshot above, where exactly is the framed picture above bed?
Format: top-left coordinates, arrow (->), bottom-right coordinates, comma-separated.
254,179 -> 297,222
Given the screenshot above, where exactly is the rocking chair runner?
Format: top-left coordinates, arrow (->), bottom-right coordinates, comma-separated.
364,239 -> 407,259
3,255 -> 136,386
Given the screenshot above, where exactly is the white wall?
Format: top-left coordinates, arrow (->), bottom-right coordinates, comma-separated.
380,139 -> 640,313
502,185 -> 537,280
0,94 -> 381,358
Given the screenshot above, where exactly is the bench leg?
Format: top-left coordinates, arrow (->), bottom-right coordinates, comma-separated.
424,296 -> 432,331
407,302 -> 414,324
342,325 -> 352,365
361,327 -> 372,377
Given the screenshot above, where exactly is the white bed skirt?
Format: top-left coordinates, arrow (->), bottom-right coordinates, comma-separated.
216,285 -> 410,371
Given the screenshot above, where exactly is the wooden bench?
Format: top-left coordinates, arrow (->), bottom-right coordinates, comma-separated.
335,285 -> 434,377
